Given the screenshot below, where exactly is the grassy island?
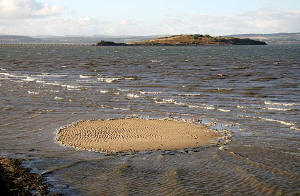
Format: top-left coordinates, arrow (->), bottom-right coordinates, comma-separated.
96,34 -> 267,46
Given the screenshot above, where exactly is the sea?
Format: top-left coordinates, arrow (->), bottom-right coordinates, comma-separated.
0,44 -> 299,195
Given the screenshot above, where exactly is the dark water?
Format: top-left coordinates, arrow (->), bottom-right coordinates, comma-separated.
0,44 -> 299,195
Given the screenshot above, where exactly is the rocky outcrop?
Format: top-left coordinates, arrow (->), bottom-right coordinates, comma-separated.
96,40 -> 127,46
0,156 -> 52,195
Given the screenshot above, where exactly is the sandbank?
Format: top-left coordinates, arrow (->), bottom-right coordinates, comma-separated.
56,119 -> 222,153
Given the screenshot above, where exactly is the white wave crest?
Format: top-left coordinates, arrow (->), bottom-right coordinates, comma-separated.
152,98 -> 186,106
259,117 -> 294,126
80,74 -> 93,79
140,91 -> 161,95
127,93 -> 140,98
23,76 -> 37,82
0,72 -> 17,77
265,107 -> 292,111
241,115 -> 299,130
98,77 -> 121,83
264,101 -> 297,106
218,108 -> 231,112
178,93 -> 203,96
54,96 -> 63,100
188,105 -> 201,108
100,90 -> 108,94
150,60 -> 161,63
61,84 -> 80,90
203,105 -> 215,110
28,91 -> 39,95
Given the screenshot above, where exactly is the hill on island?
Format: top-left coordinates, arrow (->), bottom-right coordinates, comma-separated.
125,34 -> 266,45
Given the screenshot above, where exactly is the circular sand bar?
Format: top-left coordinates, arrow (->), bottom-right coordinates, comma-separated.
56,119 -> 222,153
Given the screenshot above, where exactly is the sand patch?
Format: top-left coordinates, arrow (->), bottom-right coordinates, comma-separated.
56,119 -> 222,153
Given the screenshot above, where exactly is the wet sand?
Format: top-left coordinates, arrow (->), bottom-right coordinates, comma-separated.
56,119 -> 222,153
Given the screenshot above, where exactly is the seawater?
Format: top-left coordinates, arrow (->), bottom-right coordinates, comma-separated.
0,44 -> 299,195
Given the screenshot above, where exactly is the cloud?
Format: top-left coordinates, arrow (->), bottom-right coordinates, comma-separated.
161,8 -> 300,35
0,3 -> 299,36
0,0 -> 63,19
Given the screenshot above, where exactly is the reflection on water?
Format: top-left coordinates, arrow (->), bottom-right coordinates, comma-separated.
0,44 -> 299,195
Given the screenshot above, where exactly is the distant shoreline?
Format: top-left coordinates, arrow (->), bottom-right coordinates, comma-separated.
1,32 -> 299,44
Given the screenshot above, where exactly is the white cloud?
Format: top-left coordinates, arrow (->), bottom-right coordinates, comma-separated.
0,3 -> 299,36
0,0 -> 63,19
160,8 -> 300,35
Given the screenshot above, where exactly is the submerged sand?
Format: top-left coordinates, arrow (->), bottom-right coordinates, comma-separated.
56,119 -> 222,153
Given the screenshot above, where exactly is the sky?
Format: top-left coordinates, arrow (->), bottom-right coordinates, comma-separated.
0,0 -> 300,36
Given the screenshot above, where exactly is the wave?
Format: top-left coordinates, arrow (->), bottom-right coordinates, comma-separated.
153,98 -> 186,106
237,105 -> 246,109
54,96 -> 63,100
97,76 -> 137,83
0,72 -> 82,90
37,74 -> 68,78
100,90 -> 108,94
218,108 -> 231,112
117,88 -> 130,92
264,101 -> 298,106
265,107 -> 292,111
60,84 -> 81,90
258,117 -> 294,126
98,77 -> 121,83
112,107 -> 130,111
0,72 -> 19,78
79,74 -> 93,79
178,93 -> 203,96
151,97 -> 218,112
124,77 -> 137,80
28,91 -> 39,95
241,115 -> 299,131
150,60 -> 161,63
139,91 -> 161,95
203,105 -> 215,110
23,76 -> 37,82
290,126 -> 300,131
188,105 -> 201,108
126,93 -> 140,98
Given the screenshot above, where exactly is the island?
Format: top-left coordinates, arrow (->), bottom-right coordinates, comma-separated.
95,34 -> 267,46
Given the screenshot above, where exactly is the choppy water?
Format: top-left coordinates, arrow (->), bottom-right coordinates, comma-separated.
0,44 -> 299,195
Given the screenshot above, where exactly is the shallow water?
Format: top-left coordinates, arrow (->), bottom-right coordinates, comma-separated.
0,44 -> 299,195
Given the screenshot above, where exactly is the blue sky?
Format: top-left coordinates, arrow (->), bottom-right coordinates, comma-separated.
1,0 -> 300,36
